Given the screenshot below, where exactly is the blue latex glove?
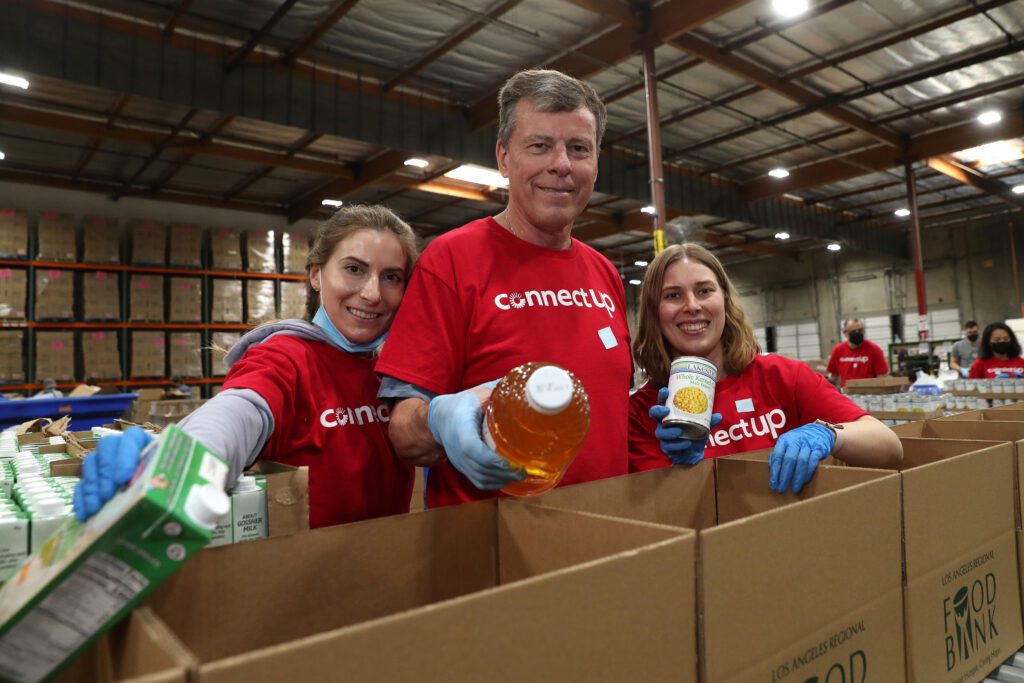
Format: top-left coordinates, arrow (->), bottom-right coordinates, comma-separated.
768,423 -> 835,494
73,427 -> 152,521
997,371 -> 1024,379
997,372 -> 1010,379
427,383 -> 526,491
649,387 -> 723,465
960,367 -> 970,378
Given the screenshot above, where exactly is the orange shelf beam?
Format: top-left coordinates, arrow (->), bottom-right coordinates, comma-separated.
0,259 -> 305,281
1,322 -> 253,331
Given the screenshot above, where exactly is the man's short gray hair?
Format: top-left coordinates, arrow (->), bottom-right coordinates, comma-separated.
497,69 -> 607,150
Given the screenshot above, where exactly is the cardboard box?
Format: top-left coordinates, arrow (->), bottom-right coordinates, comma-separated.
169,332 -> 202,378
82,330 -> 121,380
246,279 -> 276,324
168,222 -> 202,268
0,208 -> 29,259
209,279 -> 242,323
82,270 -> 120,321
245,229 -> 276,273
131,332 -> 165,379
36,211 -> 76,261
244,461 -> 309,538
210,332 -> 241,376
279,280 -> 306,319
168,277 -> 201,323
35,331 -> 75,381
0,426 -> 228,683
281,230 -> 308,274
131,387 -> 168,423
209,227 -> 241,271
0,330 -> 24,382
0,267 -> 27,319
81,215 -> 121,265
34,268 -> 74,320
129,220 -> 167,265
534,460 -> 906,683
148,398 -> 206,429
844,376 -> 910,394
140,499 -> 693,681
940,409 -> 1024,422
130,275 -> 164,322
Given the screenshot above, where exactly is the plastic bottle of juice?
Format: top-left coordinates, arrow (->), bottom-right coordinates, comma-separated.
482,362 -> 590,497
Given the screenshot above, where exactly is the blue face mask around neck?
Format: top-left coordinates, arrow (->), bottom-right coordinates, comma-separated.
312,305 -> 388,354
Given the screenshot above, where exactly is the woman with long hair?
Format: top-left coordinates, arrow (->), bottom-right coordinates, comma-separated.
968,322 -> 1024,379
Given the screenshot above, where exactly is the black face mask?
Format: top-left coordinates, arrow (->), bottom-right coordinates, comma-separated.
967,333 -> 979,342
848,331 -> 864,345
991,341 -> 1013,355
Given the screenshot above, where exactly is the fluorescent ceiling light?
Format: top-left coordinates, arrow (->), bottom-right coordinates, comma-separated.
321,199 -> 343,207
774,232 -> 790,240
977,110 -> 1002,125
628,279 -> 642,286
0,151 -> 5,161
772,0 -> 809,18
954,140 -> 1024,167
404,158 -> 429,168
768,168 -> 790,178
634,260 -> 649,267
827,243 -> 841,252
443,164 -> 508,188
640,205 -> 656,215
0,73 -> 29,89
1013,184 -> 1024,195
894,208 -> 911,217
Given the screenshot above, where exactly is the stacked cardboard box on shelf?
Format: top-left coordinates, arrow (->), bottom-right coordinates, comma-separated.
131,331 -> 165,378
246,279 -> 276,323
168,222 -> 202,268
0,268 -> 27,319
0,208 -> 28,258
81,216 -> 120,264
210,279 -> 243,323
210,227 -> 242,270
36,212 -> 76,262
281,230 -> 308,273
0,331 -> 24,382
246,229 -> 276,273
130,274 -> 164,321
82,271 -> 119,320
210,332 -> 241,376
168,277 -> 202,322
34,268 -> 74,320
280,280 -> 306,319
129,220 -> 166,265
81,330 -> 121,380
35,331 -> 75,381
169,332 -> 202,378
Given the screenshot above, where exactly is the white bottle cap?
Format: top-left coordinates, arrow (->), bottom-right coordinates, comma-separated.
525,365 -> 574,415
232,475 -> 259,494
184,484 -> 230,531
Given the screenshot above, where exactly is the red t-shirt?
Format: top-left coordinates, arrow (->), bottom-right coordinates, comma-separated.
223,334 -> 413,529
629,354 -> 867,471
377,217 -> 632,508
968,356 -> 1024,379
826,340 -> 888,386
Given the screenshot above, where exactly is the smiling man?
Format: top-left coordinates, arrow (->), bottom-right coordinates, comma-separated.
377,69 -> 632,508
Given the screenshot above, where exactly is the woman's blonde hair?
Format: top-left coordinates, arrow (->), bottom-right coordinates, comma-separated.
633,243 -> 758,388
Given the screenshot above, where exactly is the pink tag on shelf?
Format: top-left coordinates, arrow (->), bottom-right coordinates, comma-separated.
0,269 -> 10,279
180,282 -> 192,291
219,228 -> 232,238
51,340 -> 65,350
143,222 -> 156,231
175,337 -> 187,346
1,209 -> 13,217
92,217 -> 106,226
255,230 -> 265,239
42,211 -> 59,219
179,224 -> 193,233
96,272 -> 108,281
91,332 -> 105,340
48,270 -> 60,279
154,337 -> 164,345
137,279 -> 150,290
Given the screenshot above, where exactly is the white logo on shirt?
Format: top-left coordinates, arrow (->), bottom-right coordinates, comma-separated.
493,287 -> 616,318
320,404 -> 390,428
708,409 -> 786,448
839,356 -> 869,364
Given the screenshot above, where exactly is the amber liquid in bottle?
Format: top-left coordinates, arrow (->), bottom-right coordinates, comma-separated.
483,362 -> 591,497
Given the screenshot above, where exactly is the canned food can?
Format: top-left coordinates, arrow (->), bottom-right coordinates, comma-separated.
664,356 -> 718,439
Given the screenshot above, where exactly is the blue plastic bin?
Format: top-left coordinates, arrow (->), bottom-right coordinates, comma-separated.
0,393 -> 139,431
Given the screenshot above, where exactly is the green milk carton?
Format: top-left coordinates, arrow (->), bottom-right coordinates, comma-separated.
0,425 -> 229,683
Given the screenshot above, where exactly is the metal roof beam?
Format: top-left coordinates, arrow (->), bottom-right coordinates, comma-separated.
151,114 -> 235,192
223,131 -> 323,201
71,93 -> 130,181
288,148 -> 408,223
112,108 -> 198,201
225,0 -> 300,74
162,0 -> 193,39
281,0 -> 362,66
925,156 -> 1024,210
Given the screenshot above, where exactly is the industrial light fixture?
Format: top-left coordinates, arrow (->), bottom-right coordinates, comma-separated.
628,279 -> 642,286
444,164 -> 508,188
954,140 -> 1024,167
634,259 -> 649,267
1012,184 -> 1024,195
0,73 -> 29,89
827,243 -> 841,252
771,0 -> 809,18
977,110 -> 1002,125
321,199 -> 343,207
774,231 -> 790,240
640,205 -> 656,215
0,151 -> 5,161
894,208 -> 911,217
768,168 -> 790,178
404,158 -> 429,169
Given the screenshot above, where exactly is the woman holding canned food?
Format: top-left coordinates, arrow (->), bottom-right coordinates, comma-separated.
628,244 -> 902,493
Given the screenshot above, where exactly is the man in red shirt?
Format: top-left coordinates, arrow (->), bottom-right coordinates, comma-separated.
827,319 -> 889,387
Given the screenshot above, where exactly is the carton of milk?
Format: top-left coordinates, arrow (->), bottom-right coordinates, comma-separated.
0,425 -> 229,683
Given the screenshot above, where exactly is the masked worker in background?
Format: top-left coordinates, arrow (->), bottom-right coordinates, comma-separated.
949,320 -> 980,378
827,318 -> 889,388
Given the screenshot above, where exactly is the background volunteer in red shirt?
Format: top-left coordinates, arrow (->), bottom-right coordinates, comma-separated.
377,69 -> 632,508
968,322 -> 1024,379
72,204 -> 418,529
826,319 -> 889,387
629,244 -> 902,493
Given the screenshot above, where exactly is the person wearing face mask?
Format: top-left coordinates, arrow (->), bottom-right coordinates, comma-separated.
968,322 -> 1024,379
950,320 -> 981,378
72,205 -> 420,529
826,319 -> 889,388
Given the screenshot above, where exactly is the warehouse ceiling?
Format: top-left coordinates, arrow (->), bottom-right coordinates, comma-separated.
1,0 -> 1023,274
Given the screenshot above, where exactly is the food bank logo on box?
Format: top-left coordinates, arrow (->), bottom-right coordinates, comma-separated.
771,621 -> 866,683
943,572 -> 998,671
493,288 -> 616,318
319,404 -> 390,427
